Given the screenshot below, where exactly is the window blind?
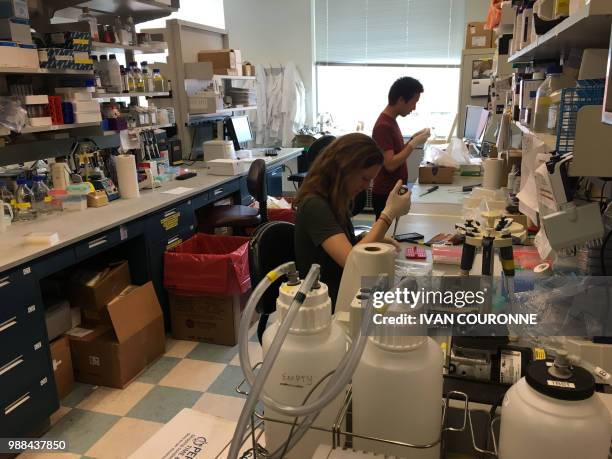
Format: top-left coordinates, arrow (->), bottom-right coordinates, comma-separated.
314,0 -> 467,66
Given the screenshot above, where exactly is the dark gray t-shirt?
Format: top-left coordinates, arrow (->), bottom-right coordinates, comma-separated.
294,195 -> 356,309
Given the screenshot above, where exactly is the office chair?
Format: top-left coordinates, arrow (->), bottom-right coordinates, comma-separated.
203,159 -> 268,235
248,221 -> 295,343
287,135 -> 336,187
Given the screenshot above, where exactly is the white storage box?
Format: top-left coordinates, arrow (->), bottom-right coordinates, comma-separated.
71,100 -> 100,113
54,87 -> 93,101
29,117 -> 52,127
207,158 -> 249,176
0,41 -> 38,68
74,112 -> 102,123
203,139 -> 235,161
188,92 -> 223,114
25,94 -> 48,105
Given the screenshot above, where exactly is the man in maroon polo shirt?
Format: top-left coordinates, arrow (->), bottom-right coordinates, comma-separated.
371,77 -> 431,219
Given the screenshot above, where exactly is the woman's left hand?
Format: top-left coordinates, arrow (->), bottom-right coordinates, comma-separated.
383,237 -> 401,251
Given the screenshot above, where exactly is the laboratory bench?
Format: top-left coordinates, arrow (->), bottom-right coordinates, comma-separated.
0,147 -> 301,438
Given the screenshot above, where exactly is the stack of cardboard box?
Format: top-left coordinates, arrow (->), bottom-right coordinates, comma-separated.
197,49 -> 243,76
65,261 -> 165,388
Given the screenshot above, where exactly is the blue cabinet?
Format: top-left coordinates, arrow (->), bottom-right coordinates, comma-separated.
0,266 -> 57,437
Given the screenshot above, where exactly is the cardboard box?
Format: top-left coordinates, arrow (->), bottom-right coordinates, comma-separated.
68,282 -> 165,388
169,291 -> 255,346
213,67 -> 243,76
418,165 -> 455,184
0,19 -> 31,43
129,408 -> 236,459
45,300 -> 72,341
197,49 -> 242,69
0,42 -> 38,68
242,63 -> 254,76
69,260 -> 131,311
465,22 -> 493,49
50,336 -> 74,400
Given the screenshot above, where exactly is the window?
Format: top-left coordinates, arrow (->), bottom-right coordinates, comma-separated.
314,0 -> 466,136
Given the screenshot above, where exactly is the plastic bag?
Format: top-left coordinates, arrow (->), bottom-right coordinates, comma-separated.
425,137 -> 470,168
486,0 -> 503,30
164,233 -> 251,295
0,97 -> 27,133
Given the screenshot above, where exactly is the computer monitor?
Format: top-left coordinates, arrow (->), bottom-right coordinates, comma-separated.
464,105 -> 490,142
226,115 -> 253,150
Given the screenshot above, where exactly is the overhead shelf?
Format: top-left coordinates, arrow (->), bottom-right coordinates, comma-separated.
102,123 -> 175,135
47,0 -> 178,23
93,91 -> 170,99
513,121 -> 557,152
91,41 -> 168,54
0,67 -> 93,75
508,4 -> 612,63
187,106 -> 257,125
21,122 -> 101,134
213,75 -> 256,80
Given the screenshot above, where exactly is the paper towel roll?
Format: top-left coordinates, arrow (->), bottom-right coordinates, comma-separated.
116,154 -> 140,199
335,243 -> 397,314
483,158 -> 505,190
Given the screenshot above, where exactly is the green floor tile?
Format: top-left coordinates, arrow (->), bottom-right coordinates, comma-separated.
43,408 -> 119,454
137,356 -> 181,384
206,365 -> 250,399
187,342 -> 239,363
61,383 -> 97,408
126,385 -> 203,423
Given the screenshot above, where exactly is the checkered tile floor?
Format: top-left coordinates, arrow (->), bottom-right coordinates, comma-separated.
19,331 -> 263,459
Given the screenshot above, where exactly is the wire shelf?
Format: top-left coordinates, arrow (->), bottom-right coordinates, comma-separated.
556,80 -> 606,155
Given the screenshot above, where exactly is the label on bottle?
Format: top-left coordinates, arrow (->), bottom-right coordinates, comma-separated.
10,199 -> 16,207
547,380 -> 575,389
44,196 -> 52,203
16,202 -> 31,210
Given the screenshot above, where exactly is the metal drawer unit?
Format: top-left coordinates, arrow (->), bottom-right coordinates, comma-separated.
148,200 -> 195,243
209,178 -> 240,202
0,266 -> 58,437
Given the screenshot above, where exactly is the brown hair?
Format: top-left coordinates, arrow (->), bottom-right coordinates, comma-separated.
294,133 -> 383,220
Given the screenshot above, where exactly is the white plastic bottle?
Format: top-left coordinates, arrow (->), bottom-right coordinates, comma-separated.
80,7 -> 99,41
352,304 -> 443,459
262,279 -> 348,459
499,353 -> 612,459
107,55 -> 123,93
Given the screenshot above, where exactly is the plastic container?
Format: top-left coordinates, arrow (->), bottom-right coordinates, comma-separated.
107,54 -> 123,93
352,307 -> 443,458
547,89 -> 563,135
98,55 -> 109,89
15,177 -> 36,221
262,280 -> 348,459
499,357 -> 612,459
80,7 -> 99,41
153,69 -> 165,92
31,175 -> 53,215
0,180 -> 15,216
533,67 -> 576,132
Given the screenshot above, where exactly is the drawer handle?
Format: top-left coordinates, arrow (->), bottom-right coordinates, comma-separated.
164,209 -> 177,218
4,393 -> 30,415
0,317 -> 17,334
167,236 -> 180,246
213,188 -> 223,196
0,276 -> 10,288
88,237 -> 107,249
0,356 -> 24,376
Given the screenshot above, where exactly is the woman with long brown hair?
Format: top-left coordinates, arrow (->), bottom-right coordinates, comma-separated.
293,132 -> 412,308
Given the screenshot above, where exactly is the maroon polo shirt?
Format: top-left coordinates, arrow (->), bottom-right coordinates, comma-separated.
372,112 -> 407,195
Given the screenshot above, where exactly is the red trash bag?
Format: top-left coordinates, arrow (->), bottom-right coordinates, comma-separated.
164,233 -> 251,295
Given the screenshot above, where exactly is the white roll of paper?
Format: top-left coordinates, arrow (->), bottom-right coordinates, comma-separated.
115,154 -> 140,199
483,157 -> 505,190
335,243 -> 397,314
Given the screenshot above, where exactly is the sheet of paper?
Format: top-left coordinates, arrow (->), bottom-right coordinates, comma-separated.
162,187 -> 194,195
517,174 -> 539,223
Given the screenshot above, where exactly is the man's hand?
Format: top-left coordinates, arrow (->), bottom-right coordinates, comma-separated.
408,128 -> 431,148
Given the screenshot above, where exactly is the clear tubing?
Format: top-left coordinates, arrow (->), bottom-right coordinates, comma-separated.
265,275 -> 387,458
228,264 -> 321,459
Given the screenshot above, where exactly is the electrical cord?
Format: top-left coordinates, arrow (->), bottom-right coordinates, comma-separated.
282,164 -> 298,192
601,229 -> 612,276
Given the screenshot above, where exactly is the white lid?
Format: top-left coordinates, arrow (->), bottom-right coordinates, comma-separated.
370,302 -> 427,351
276,280 -> 332,334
